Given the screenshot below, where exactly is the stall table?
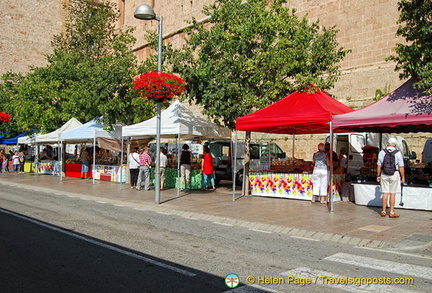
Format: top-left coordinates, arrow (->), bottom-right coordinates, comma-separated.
249,172 -> 344,201
353,182 -> 432,211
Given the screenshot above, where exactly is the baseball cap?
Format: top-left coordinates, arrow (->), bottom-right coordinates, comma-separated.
387,137 -> 397,145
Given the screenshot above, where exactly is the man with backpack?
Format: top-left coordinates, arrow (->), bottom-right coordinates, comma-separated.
376,137 -> 405,218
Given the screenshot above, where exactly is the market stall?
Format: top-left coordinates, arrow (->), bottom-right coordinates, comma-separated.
61,118 -> 124,183
236,89 -> 354,208
122,100 -> 231,192
18,118 -> 83,175
333,78 -> 432,211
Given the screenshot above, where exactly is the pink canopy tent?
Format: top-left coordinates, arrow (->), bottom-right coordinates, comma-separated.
333,79 -> 432,133
236,90 -> 354,134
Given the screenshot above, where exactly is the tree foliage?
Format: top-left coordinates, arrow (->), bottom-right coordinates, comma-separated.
164,0 -> 349,129
0,0 -> 153,134
387,0 -> 432,92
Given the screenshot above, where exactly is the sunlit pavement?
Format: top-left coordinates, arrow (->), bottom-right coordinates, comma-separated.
0,172 -> 431,253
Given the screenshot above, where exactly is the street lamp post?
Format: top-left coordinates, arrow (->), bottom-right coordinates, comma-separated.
134,4 -> 163,204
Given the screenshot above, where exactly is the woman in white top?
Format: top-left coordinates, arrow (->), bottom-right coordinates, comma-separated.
128,147 -> 140,189
312,143 -> 330,204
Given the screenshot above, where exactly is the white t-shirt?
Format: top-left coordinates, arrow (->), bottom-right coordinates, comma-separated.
128,152 -> 140,169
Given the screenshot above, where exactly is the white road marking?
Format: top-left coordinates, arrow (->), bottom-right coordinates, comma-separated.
325,252 -> 432,281
213,222 -> 233,227
249,229 -> 272,234
290,235 -> 320,241
0,208 -> 196,277
281,267 -> 418,292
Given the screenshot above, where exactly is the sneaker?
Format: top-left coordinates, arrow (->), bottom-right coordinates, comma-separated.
389,212 -> 400,218
380,211 -> 387,217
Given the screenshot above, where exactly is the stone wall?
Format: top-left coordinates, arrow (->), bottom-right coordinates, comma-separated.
1,0 -> 428,157
0,0 -> 64,75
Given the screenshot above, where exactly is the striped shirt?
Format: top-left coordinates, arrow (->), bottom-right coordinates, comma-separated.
139,152 -> 152,166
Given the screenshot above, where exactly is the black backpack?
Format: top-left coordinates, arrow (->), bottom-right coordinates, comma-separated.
382,149 -> 399,175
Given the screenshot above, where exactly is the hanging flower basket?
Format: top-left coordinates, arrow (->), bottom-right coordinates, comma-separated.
132,71 -> 186,102
0,112 -> 11,123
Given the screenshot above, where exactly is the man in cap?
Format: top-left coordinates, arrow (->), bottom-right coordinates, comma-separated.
376,137 -> 405,218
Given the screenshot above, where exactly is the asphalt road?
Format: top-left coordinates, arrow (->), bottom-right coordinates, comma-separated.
1,183 -> 431,292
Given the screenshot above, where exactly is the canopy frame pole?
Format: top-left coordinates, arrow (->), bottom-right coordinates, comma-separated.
292,131 -> 295,159
119,136 -> 124,188
93,130 -> 96,185
176,132 -> 181,198
232,130 -> 238,201
329,122 -> 334,212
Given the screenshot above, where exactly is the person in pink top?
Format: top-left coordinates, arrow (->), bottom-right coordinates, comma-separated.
201,146 -> 216,190
136,147 -> 152,191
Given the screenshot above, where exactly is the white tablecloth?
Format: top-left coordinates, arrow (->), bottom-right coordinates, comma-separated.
353,183 -> 432,211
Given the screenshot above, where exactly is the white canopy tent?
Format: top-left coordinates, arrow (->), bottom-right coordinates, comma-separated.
61,118 -> 123,184
18,118 -> 83,145
122,100 -> 231,139
122,100 -> 231,197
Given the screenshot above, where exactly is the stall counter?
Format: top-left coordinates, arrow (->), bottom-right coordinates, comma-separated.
352,183 -> 432,211
249,172 -> 344,201
65,163 -> 93,179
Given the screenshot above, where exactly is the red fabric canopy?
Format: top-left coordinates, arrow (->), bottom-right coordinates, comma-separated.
235,90 -> 354,134
333,79 -> 432,133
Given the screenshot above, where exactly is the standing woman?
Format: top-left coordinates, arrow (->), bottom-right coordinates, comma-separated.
201,146 -> 216,190
80,146 -> 91,179
12,151 -> 20,174
128,147 -> 140,189
312,143 -> 330,203
158,147 -> 168,190
180,144 -> 193,190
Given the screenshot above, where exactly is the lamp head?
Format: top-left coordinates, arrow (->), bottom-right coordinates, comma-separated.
134,4 -> 156,20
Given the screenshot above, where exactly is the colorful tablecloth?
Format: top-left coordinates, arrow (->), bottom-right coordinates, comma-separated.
249,172 -> 344,201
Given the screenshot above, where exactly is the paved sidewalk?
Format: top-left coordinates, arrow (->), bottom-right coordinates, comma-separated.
1,173 -> 431,253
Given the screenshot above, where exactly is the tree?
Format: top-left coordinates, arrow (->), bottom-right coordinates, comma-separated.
387,0 -> 432,92
164,0 -> 350,129
0,0 -> 153,134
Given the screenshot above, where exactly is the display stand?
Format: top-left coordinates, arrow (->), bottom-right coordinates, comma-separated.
39,160 -> 55,175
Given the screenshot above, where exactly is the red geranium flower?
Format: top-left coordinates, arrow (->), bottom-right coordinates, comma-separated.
132,71 -> 186,102
0,112 -> 11,123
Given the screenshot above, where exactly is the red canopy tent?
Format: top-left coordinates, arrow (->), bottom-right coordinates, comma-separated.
333,79 -> 432,133
236,90 -> 354,134
234,90 -> 354,211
